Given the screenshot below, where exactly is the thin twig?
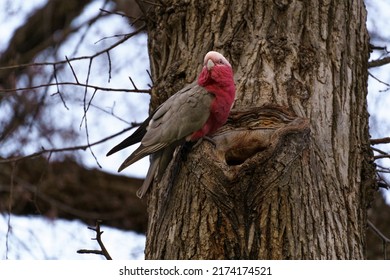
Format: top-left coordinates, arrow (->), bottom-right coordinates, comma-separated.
99,8 -> 134,20
0,23 -> 146,72
77,220 -> 112,260
374,154 -> 390,160
146,69 -> 153,84
368,220 -> 390,260
80,58 -> 94,129
128,76 -> 138,90
5,162 -> 16,259
68,3 -> 111,58
368,57 -> 390,68
0,82 -> 150,94
89,103 -> 133,125
52,64 -> 69,110
377,169 -> 390,174
372,147 -> 388,155
77,249 -> 105,255
0,125 -> 139,164
106,51 -> 112,83
376,170 -> 390,187
65,56 -> 80,84
370,44 -> 389,51
369,72 -> 390,88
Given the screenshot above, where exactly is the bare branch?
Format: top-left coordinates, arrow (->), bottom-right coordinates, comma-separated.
80,59 -> 94,129
89,103 -> 134,125
77,249 -> 105,255
128,76 -> 139,90
146,69 -> 153,88
99,8 -> 134,21
370,44 -> 389,52
368,220 -> 390,260
106,51 -> 112,83
83,88 -> 102,168
0,23 -> 146,73
5,162 -> 16,259
374,154 -> 390,160
77,220 -> 112,260
368,72 -> 390,88
65,56 -> 80,84
52,64 -> 69,110
0,125 -> 139,164
368,57 -> 390,68
372,147 -> 388,155
377,169 -> 390,174
0,82 -> 151,94
371,137 -> 390,145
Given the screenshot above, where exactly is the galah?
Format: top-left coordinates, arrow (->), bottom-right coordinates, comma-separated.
106,51 -> 235,198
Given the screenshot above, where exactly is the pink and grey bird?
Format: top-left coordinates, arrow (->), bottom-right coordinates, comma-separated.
106,51 -> 235,198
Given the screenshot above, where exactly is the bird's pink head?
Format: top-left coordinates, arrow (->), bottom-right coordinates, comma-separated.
197,51 -> 234,88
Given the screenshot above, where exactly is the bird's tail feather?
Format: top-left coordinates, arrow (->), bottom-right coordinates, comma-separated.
136,154 -> 160,198
106,116 -> 151,156
135,144 -> 177,198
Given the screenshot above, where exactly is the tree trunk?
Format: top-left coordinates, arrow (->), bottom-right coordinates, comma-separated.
142,0 -> 375,259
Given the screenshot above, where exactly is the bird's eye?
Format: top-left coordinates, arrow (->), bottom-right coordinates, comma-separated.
218,59 -> 224,64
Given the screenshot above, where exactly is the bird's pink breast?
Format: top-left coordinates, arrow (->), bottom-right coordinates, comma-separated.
191,68 -> 235,141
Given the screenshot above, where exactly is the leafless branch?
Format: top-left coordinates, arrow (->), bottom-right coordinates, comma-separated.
368,57 -> 390,68
371,137 -> 390,145
65,56 -> 80,84
0,82 -> 151,94
368,220 -> 390,260
370,44 -> 389,52
0,23 -> 146,73
106,51 -> 112,83
128,76 -> 139,90
5,162 -> 16,259
376,172 -> 390,189
374,154 -> 390,160
377,170 -> 390,175
368,72 -> 390,89
146,69 -> 153,83
372,147 -> 388,155
77,220 -> 112,260
89,103 -> 133,125
377,166 -> 390,174
52,64 -> 69,110
0,125 -> 139,164
99,8 -> 134,20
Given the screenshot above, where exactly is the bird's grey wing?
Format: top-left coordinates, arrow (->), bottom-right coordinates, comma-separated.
142,83 -> 214,147
117,82 -> 214,171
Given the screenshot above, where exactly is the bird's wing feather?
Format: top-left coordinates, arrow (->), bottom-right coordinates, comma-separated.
142,83 -> 214,147
109,81 -> 215,172
106,114 -> 152,156
117,142 -> 166,171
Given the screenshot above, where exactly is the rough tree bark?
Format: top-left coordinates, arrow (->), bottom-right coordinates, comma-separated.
142,0 -> 375,259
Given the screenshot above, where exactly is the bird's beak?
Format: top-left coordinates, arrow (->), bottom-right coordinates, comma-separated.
207,59 -> 214,71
